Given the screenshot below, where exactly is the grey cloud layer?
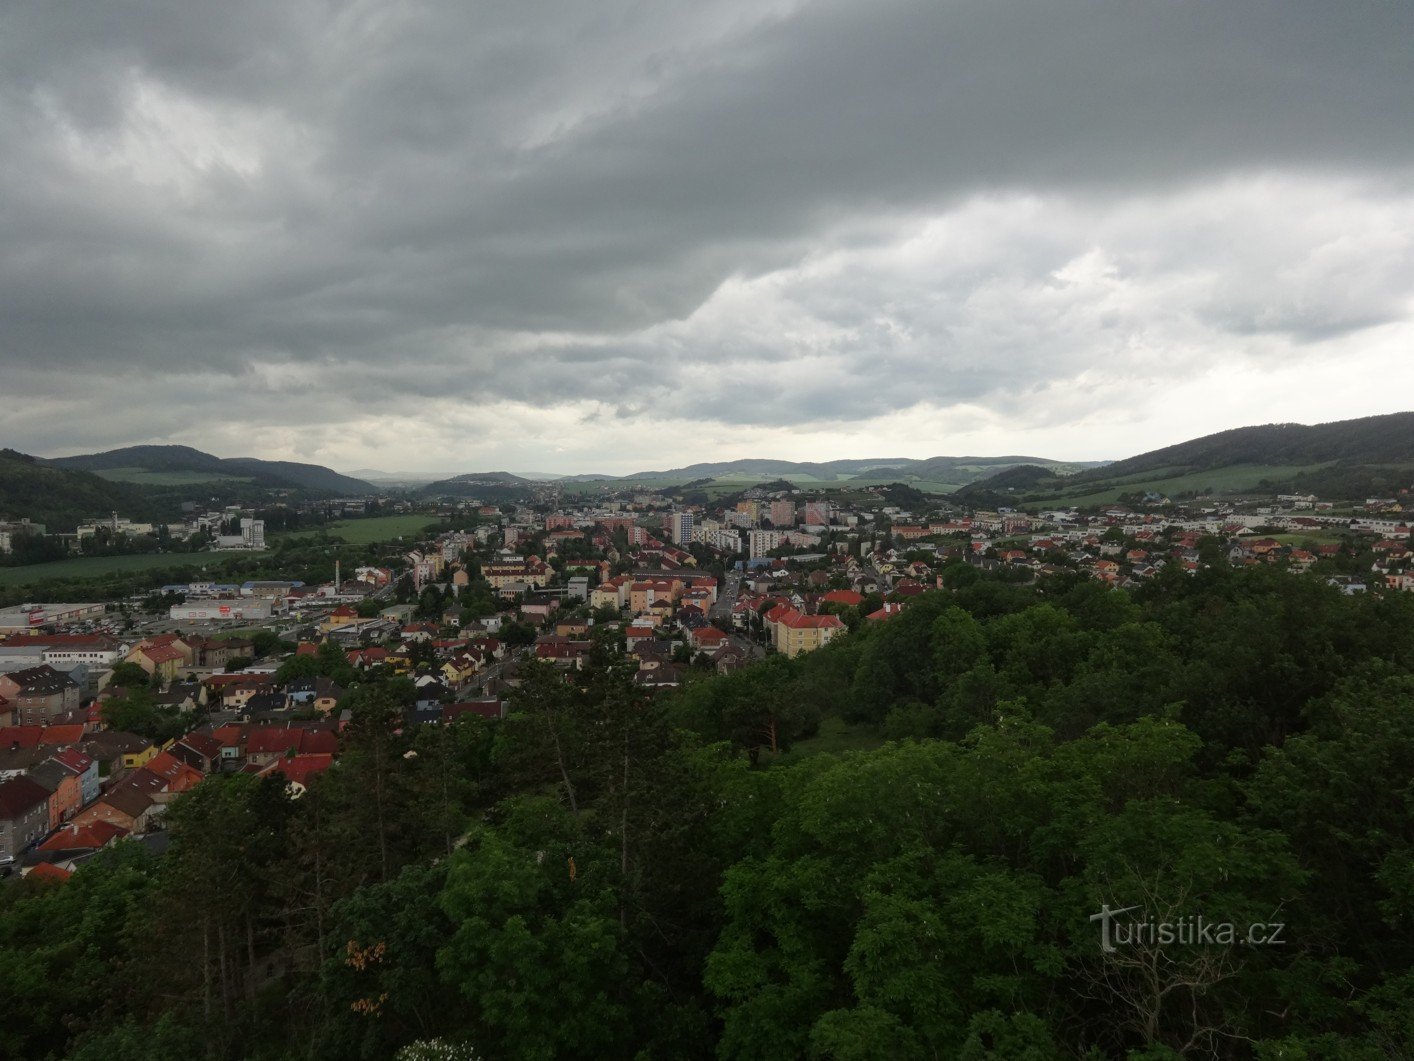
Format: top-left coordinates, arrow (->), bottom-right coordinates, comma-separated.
2,0 -> 1413,459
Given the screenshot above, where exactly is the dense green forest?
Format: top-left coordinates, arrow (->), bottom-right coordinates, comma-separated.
5,566 -> 1414,1058
0,449 -> 155,532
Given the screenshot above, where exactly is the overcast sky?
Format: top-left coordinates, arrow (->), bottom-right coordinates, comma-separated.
4,0 -> 1412,475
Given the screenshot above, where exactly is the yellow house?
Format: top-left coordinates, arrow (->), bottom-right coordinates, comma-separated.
772,610 -> 846,659
440,654 -> 480,686
385,645 -> 415,674
125,644 -> 185,684
320,606 -> 362,633
122,741 -> 160,771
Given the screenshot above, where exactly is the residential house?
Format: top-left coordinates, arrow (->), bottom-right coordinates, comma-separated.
520,595 -> 560,624
284,677 -> 345,715
152,684 -> 201,713
125,643 -> 186,683
688,626 -> 730,656
258,753 -> 334,795
50,748 -> 100,806
79,730 -> 157,777
320,605 -> 362,633
190,636 -> 254,670
443,699 -> 505,723
168,733 -> 223,774
37,819 -> 128,858
534,639 -> 592,669
772,609 -> 845,658
0,776 -> 52,857
0,666 -> 81,726
69,768 -> 168,833
27,759 -> 84,829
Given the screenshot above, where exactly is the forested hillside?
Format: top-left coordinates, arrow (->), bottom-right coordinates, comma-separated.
5,566 -> 1414,1058
1073,411 -> 1414,482
54,445 -> 374,494
0,449 -> 154,532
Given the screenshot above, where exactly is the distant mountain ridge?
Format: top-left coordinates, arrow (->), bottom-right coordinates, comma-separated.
53,445 -> 373,495
621,458 -> 917,481
600,455 -> 1104,484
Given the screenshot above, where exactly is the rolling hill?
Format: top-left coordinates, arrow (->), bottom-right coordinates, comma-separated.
969,412 -> 1414,507
605,455 -> 1104,487
418,472 -> 536,498
621,458 -> 916,481
53,445 -> 373,495
1067,413 -> 1414,483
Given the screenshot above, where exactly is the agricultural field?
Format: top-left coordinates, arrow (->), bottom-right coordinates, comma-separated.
277,514 -> 441,544
0,550 -> 251,588
1023,462 -> 1337,509
92,467 -> 253,486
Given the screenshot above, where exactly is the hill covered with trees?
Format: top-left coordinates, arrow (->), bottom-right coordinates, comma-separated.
959,411 -> 1414,505
0,448 -> 154,532
1075,411 -> 1414,481
53,445 -> 374,495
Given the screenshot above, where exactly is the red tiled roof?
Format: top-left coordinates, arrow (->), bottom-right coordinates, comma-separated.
139,645 -> 185,665
246,728 -> 303,756
50,748 -> 95,774
763,604 -> 795,624
26,862 -> 72,882
173,733 -> 222,760
262,753 -> 334,788
444,700 -> 504,722
39,725 -> 85,747
780,612 -> 845,630
210,724 -> 247,747
0,726 -> 43,750
300,730 -> 339,756
143,751 -> 203,791
866,603 -> 905,621
38,819 -> 127,851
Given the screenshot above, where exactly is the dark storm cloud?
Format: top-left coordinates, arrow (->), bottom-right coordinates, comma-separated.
2,0 -> 1413,460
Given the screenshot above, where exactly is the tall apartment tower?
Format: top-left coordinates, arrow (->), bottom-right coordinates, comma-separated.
669,510 -> 696,545
240,518 -> 266,550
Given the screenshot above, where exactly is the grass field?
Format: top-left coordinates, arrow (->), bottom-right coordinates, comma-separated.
93,467 -> 253,486
1024,462 -> 1336,509
775,717 -> 888,763
1269,532 -> 1347,546
0,551 -> 252,588
278,514 -> 441,544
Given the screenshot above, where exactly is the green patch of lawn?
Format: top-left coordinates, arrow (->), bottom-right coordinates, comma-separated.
93,467 -> 252,486
277,514 -> 440,545
775,716 -> 888,763
1023,463 -> 1338,510
1268,532 -> 1347,547
0,551 -> 252,588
